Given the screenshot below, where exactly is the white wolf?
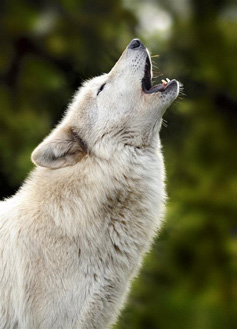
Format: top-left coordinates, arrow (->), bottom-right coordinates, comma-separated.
0,39 -> 180,329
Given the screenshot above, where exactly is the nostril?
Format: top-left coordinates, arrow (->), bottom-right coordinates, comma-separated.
128,39 -> 143,49
131,39 -> 140,48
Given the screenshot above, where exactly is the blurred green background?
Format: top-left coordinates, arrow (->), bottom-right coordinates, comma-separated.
0,0 -> 236,328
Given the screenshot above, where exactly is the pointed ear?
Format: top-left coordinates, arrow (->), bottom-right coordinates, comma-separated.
31,126 -> 87,169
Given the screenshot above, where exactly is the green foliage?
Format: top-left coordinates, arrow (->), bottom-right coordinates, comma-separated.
0,0 -> 236,328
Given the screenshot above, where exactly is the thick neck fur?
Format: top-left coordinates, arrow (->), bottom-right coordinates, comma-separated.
19,142 -> 166,241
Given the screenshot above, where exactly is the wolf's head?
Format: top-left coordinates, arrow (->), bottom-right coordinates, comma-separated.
32,39 -> 180,169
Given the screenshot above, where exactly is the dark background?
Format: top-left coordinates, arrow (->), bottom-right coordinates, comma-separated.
0,0 -> 236,328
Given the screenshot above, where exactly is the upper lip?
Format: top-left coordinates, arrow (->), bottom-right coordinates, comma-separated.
142,56 -> 175,94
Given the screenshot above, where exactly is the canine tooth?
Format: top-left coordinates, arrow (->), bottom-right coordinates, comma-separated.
162,79 -> 167,84
166,78 -> 170,82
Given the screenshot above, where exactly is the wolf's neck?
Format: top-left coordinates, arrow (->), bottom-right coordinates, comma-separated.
20,147 -> 165,237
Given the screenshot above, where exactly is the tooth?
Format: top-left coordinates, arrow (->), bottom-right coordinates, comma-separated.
166,78 -> 170,82
162,79 -> 167,84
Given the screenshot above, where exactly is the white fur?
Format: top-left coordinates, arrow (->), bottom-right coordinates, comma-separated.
0,40 -> 179,329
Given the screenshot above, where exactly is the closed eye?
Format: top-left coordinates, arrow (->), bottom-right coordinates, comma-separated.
97,83 -> 106,96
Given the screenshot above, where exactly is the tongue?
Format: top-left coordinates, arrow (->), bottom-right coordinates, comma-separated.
144,83 -> 165,94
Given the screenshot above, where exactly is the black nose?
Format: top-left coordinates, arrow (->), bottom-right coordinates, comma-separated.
128,39 -> 145,50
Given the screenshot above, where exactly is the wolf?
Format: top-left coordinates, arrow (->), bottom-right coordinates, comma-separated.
0,39 -> 180,329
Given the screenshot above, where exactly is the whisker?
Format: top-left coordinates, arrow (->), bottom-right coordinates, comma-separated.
152,69 -> 160,74
162,120 -> 168,128
152,73 -> 163,79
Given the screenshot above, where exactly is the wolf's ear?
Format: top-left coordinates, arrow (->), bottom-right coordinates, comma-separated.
31,126 -> 87,169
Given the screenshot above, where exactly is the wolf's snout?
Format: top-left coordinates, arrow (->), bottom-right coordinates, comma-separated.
128,38 -> 145,50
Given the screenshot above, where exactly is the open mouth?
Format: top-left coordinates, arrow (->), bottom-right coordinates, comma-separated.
142,56 -> 176,94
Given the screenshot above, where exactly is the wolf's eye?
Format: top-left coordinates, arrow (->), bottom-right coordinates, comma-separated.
97,83 -> 106,96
